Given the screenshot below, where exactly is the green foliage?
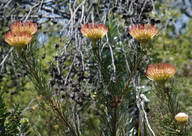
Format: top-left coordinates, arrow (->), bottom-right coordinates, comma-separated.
0,96 -> 31,136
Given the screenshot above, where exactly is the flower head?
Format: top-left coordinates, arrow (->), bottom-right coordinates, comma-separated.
11,21 -> 37,35
175,112 -> 189,125
129,24 -> 157,44
81,23 -> 108,43
5,32 -> 32,51
146,63 -> 176,83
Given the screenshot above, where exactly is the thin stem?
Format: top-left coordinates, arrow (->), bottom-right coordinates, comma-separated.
22,55 -> 77,136
117,53 -> 144,101
113,105 -> 117,136
159,83 -> 175,119
165,90 -> 175,119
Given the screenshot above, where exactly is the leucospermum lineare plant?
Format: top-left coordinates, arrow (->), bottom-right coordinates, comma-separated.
146,63 -> 177,112
5,21 -> 77,136
1,1 -> 191,135
80,23 -> 109,87
80,22 -> 159,136
3,20 -> 189,135
146,63 -> 191,135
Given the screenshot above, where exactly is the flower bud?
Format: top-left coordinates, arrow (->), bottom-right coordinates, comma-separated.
175,112 -> 189,125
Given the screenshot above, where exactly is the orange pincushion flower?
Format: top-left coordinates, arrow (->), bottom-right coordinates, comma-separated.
81,23 -> 108,43
11,21 -> 37,35
5,32 -> 32,51
175,112 -> 189,125
146,63 -> 176,83
129,24 -> 157,44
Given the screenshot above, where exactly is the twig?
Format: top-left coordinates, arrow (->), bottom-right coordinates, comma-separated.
141,101 -> 156,136
22,98 -> 37,115
0,47 -> 14,72
113,105 -> 117,136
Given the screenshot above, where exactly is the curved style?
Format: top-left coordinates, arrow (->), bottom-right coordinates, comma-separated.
5,32 -> 32,51
11,21 -> 38,35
